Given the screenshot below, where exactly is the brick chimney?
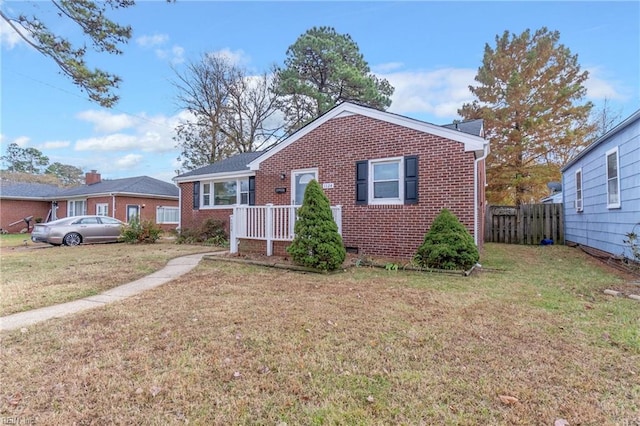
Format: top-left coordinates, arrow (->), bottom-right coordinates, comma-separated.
85,170 -> 101,185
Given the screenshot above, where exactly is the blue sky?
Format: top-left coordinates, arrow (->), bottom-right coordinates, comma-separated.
1,1 -> 639,183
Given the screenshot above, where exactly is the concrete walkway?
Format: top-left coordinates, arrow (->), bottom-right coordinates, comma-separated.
0,252 -> 218,332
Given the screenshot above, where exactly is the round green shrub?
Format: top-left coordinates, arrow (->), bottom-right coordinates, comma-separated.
414,209 -> 479,270
120,218 -> 162,244
287,179 -> 346,271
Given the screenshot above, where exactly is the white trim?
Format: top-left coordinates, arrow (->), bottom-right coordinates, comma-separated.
368,157 -> 403,205
291,168 -> 318,205
199,177 -> 250,208
248,102 -> 486,171
575,168 -> 583,212
174,170 -> 254,183
605,147 -> 620,209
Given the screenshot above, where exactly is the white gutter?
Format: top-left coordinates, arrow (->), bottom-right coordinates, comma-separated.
473,141 -> 490,246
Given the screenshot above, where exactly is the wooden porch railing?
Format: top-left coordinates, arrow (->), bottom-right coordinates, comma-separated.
230,204 -> 342,256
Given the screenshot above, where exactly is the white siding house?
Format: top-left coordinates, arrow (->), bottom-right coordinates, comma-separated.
561,109 -> 640,259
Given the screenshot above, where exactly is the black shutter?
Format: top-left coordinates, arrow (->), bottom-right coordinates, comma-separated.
193,181 -> 200,209
404,156 -> 418,205
356,160 -> 368,205
248,176 -> 256,206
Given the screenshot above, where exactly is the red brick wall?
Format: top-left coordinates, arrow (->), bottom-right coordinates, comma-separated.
178,183 -> 232,235
0,199 -> 51,232
257,114 -> 480,260
84,196 -> 179,231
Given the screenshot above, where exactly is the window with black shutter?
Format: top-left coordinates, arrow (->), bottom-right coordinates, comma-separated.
355,160 -> 368,204
192,181 -> 200,209
248,176 -> 256,206
404,155 -> 418,204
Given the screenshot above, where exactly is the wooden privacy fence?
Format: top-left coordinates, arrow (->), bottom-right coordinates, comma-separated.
485,204 -> 564,245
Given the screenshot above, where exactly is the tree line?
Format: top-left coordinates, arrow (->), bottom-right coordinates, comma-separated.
1,2 -> 621,205
0,143 -> 85,186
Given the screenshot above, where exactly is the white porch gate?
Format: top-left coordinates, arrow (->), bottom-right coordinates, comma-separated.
229,204 -> 342,256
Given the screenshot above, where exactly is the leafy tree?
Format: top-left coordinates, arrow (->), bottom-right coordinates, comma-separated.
275,26 -> 394,132
45,162 -> 84,186
173,53 -> 283,171
1,143 -> 49,173
287,180 -> 345,271
459,27 -> 595,205
0,0 -> 134,107
414,209 -> 479,271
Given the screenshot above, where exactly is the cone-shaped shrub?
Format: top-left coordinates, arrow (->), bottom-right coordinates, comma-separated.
414,208 -> 479,270
287,179 -> 346,271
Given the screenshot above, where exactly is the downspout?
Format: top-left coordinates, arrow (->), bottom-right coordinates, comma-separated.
177,184 -> 182,230
473,141 -> 490,246
111,193 -> 116,218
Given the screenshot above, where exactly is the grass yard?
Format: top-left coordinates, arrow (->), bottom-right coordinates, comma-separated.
1,244 -> 639,424
0,237 -> 217,315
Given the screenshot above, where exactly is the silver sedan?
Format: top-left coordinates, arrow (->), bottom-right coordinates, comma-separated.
31,215 -> 125,246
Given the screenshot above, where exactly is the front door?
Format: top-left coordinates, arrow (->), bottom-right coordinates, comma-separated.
292,169 -> 318,205
126,205 -> 140,223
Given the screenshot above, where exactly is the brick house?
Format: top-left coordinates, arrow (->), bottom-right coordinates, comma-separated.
0,171 -> 179,232
174,102 -> 489,260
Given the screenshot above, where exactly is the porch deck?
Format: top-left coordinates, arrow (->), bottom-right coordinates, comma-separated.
229,204 -> 342,256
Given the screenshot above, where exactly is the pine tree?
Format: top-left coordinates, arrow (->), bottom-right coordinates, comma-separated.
287,180 -> 346,271
459,27 -> 595,205
414,209 -> 479,271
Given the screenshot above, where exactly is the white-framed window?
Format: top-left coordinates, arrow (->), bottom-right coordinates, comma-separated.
96,203 -> 109,216
606,147 -> 620,208
369,157 -> 404,205
67,199 -> 86,216
200,178 -> 250,208
575,168 -> 583,212
156,206 -> 179,224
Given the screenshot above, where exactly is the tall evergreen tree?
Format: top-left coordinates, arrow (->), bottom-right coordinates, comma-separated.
275,26 -> 394,133
459,27 -> 595,205
1,143 -> 49,174
287,180 -> 345,271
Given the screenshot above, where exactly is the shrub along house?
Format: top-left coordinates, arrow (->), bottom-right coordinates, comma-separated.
174,102 -> 489,260
561,108 -> 640,260
0,171 -> 180,232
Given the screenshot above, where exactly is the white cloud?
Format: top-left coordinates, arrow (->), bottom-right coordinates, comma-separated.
12,136 -> 30,147
584,67 -> 627,101
136,33 -> 169,48
75,134 -> 140,151
72,110 -> 185,154
115,153 -> 143,169
379,67 -> 476,121
39,140 -> 71,149
76,110 -> 137,133
155,44 -> 185,64
208,48 -> 250,66
0,17 -> 25,49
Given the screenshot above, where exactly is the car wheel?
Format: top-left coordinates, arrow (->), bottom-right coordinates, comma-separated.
63,232 -> 82,246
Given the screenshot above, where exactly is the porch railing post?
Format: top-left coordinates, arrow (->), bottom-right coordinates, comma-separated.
229,210 -> 238,254
266,203 -> 273,256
